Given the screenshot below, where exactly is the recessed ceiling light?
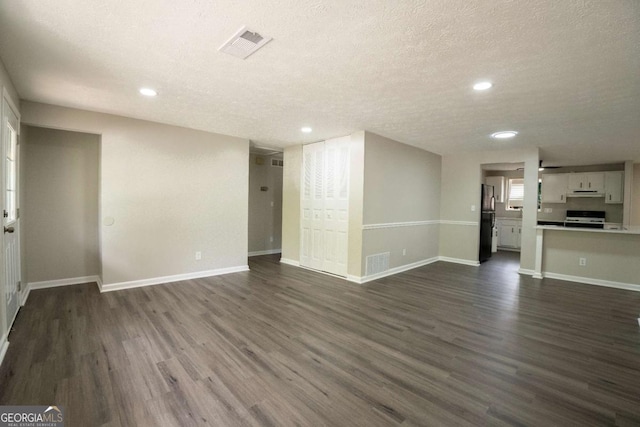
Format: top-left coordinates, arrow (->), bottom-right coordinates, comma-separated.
473,81 -> 493,91
139,87 -> 157,97
491,131 -> 518,139
301,127 -> 312,133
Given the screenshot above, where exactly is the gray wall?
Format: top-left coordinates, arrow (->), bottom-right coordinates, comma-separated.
24,126 -> 100,283
543,230 -> 640,285
21,101 -> 249,286
362,131 -> 441,274
248,153 -> 283,254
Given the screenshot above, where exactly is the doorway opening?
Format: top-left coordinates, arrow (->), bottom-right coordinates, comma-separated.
481,162 -> 525,270
248,144 -> 283,258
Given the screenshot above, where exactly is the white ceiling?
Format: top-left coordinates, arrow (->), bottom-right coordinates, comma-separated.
1,0 -> 639,165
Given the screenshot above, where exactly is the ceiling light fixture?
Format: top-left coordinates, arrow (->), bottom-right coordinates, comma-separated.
491,131 -> 518,139
301,127 -> 312,133
473,81 -> 493,91
139,87 -> 157,97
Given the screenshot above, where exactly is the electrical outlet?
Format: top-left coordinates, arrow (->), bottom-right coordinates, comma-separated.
637,317 -> 640,327
270,201 -> 274,207
579,257 -> 586,266
195,251 -> 202,260
270,236 -> 274,243
544,208 -> 552,213
402,249 -> 406,256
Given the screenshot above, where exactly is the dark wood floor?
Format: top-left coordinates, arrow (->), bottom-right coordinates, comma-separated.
2,252 -> 640,426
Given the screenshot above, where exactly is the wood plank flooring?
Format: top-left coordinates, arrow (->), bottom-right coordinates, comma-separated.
1,252 -> 640,426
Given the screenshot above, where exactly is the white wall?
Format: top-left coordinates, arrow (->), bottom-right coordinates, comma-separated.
24,126 -> 100,283
248,153 -> 283,255
361,131 -> 441,275
21,101 -> 249,286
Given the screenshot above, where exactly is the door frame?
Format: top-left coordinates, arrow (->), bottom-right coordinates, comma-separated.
1,87 -> 22,335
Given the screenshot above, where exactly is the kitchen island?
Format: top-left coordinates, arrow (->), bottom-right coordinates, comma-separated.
533,225 -> 640,291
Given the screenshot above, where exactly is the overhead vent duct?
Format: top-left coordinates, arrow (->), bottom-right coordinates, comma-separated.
219,26 -> 272,59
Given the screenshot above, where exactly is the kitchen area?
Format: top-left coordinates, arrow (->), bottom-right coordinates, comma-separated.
482,161 -> 640,290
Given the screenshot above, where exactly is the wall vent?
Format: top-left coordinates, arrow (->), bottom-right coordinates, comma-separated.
365,252 -> 390,276
219,26 -> 272,59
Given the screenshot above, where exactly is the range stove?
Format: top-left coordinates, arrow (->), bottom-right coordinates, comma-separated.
564,210 -> 606,229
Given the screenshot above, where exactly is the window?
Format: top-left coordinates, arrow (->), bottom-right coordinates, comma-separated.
507,178 -> 524,210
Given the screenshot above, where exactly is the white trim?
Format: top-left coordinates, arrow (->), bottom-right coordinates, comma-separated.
248,249 -> 282,257
440,220 -> 479,226
497,247 -> 520,252
348,257 -> 439,284
280,258 -> 300,267
99,265 -> 249,293
438,256 -> 480,267
0,333 -> 8,368
543,272 -> 640,292
2,87 -> 21,122
29,275 -> 101,290
20,285 -> 30,306
518,268 -> 535,276
362,220 -> 439,230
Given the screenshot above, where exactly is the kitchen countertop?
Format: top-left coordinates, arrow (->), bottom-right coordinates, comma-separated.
536,225 -> 640,235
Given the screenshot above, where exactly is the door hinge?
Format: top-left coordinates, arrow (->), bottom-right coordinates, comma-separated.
16,208 -> 19,219
18,281 -> 21,291
3,210 -> 7,218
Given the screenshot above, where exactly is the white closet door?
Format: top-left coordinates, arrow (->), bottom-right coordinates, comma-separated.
300,141 -> 325,270
322,136 -> 350,276
300,137 -> 350,277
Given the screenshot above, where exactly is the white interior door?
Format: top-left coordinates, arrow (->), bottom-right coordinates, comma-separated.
321,136 -> 349,276
2,95 -> 21,328
300,141 -> 325,270
300,137 -> 350,277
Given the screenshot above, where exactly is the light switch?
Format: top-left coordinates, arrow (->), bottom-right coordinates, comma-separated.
471,205 -> 476,212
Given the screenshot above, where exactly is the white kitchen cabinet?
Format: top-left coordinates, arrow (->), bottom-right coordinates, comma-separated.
497,219 -> 522,249
485,176 -> 505,203
604,171 -> 624,204
541,174 -> 568,203
567,172 -> 604,192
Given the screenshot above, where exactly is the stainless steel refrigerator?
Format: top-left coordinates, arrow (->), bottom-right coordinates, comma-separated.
479,184 -> 495,262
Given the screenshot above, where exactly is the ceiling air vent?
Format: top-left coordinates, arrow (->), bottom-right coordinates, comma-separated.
219,26 -> 272,59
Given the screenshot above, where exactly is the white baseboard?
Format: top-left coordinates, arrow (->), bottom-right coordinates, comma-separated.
279,258 -> 300,267
99,265 -> 249,293
0,333 -> 8,368
438,256 -> 480,267
348,257 -> 440,284
518,268 -> 535,276
20,285 -> 30,306
248,249 -> 282,257
29,275 -> 101,290
542,272 -> 640,292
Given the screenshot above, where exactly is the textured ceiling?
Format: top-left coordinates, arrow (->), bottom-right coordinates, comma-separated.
1,0 -> 639,165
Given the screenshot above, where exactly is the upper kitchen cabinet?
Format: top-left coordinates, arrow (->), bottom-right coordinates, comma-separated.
567,172 -> 604,193
604,171 -> 624,204
485,176 -> 505,203
541,174 -> 568,203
